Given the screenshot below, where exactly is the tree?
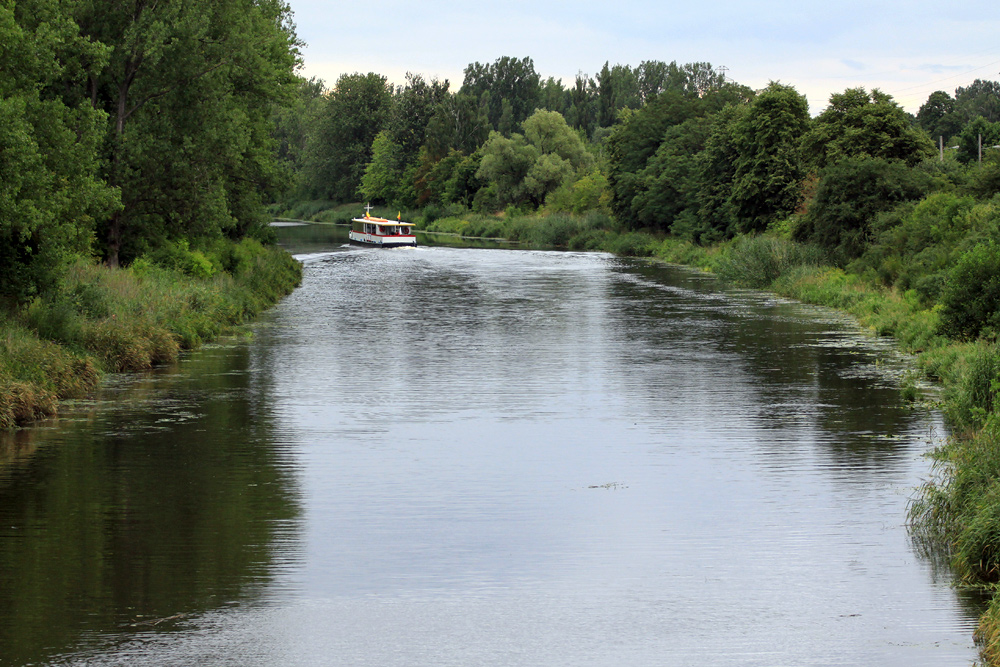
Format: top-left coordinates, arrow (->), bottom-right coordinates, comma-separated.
596,62 -> 640,128
793,157 -> 933,262
956,116 -> 1000,165
728,82 -> 810,233
802,87 -> 935,169
272,76 -> 326,178
303,72 -> 392,202
475,131 -> 538,208
475,109 -> 593,210
423,91 -> 490,160
461,56 -> 541,130
359,131 -> 407,204
73,0 -> 301,266
630,116 -> 712,237
696,104 -> 746,240
0,0 -> 119,302
955,79 -> 1000,124
916,90 -> 963,142
521,110 -> 592,169
387,73 -> 450,162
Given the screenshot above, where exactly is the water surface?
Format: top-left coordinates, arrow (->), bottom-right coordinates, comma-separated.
0,229 -> 980,665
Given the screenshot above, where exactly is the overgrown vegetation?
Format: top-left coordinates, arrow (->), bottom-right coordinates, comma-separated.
1,0 -> 303,426
0,241 -> 301,428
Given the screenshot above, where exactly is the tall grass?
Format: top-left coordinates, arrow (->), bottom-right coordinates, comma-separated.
715,235 -> 826,288
0,241 -> 301,428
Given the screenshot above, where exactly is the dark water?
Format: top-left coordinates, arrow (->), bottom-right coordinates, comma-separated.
0,225 -> 982,665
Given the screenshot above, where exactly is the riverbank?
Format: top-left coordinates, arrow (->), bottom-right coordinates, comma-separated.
0,239 -> 302,429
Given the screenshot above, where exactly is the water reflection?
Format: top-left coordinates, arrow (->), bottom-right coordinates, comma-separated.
0,229 -> 982,666
0,347 -> 302,665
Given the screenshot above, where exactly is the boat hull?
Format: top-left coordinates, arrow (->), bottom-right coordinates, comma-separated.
348,231 -> 417,248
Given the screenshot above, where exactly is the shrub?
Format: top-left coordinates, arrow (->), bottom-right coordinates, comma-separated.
715,235 -> 825,288
939,240 -> 1000,340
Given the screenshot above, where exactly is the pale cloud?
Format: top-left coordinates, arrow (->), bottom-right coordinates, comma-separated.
291,0 -> 1000,114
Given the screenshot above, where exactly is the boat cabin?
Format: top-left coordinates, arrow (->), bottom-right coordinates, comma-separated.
348,205 -> 417,247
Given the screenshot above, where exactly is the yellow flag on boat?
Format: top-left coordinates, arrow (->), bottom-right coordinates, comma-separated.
397,211 -> 401,221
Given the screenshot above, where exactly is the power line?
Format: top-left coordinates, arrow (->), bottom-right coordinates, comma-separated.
886,58 -> 1000,96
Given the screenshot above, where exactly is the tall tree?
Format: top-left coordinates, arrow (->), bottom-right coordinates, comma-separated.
74,0 -> 301,266
728,82 -> 810,233
423,91 -> 490,160
387,73 -> 450,162
460,56 -> 540,130
802,87 -> 935,169
303,72 -> 392,202
0,0 -> 118,301
955,79 -> 1000,124
916,90 -> 963,142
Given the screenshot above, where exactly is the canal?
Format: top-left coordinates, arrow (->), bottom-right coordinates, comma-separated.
0,225 -> 981,665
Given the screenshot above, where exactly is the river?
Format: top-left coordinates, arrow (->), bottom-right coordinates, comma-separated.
0,224 -> 982,665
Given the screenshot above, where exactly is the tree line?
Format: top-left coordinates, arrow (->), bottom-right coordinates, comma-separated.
277,55 -> 1000,263
0,0 -> 300,305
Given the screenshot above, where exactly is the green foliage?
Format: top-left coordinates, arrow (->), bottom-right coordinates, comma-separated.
802,88 -> 935,169
461,56 -> 540,130
728,82 -> 811,233
387,73 -> 451,162
74,0 -> 301,265
360,131 -> 408,205
940,240 -> 1000,340
631,116 -> 712,235
546,169 -> 611,215
303,72 -> 393,203
853,192 -> 986,299
475,110 -> 594,211
475,132 -> 539,208
794,157 -> 934,262
956,117 -> 1000,165
0,0 -> 119,303
715,235 -> 825,288
145,239 -> 216,279
916,90 -> 964,142
605,82 -> 753,232
955,79 -> 1000,125
423,92 -> 490,159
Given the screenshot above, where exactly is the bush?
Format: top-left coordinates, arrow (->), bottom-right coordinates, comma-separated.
147,239 -> 216,279
715,235 -> 825,288
794,157 -> 934,263
939,240 -> 1000,340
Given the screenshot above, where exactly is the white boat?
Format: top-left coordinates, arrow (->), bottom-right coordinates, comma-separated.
349,205 -> 417,247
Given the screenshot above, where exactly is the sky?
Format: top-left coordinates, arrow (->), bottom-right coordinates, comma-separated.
289,0 -> 1000,115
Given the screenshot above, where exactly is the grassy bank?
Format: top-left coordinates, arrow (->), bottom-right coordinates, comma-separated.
0,239 -> 302,429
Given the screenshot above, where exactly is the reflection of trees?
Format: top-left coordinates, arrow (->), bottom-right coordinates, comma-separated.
606,259 -> 922,476
0,344 -> 301,665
